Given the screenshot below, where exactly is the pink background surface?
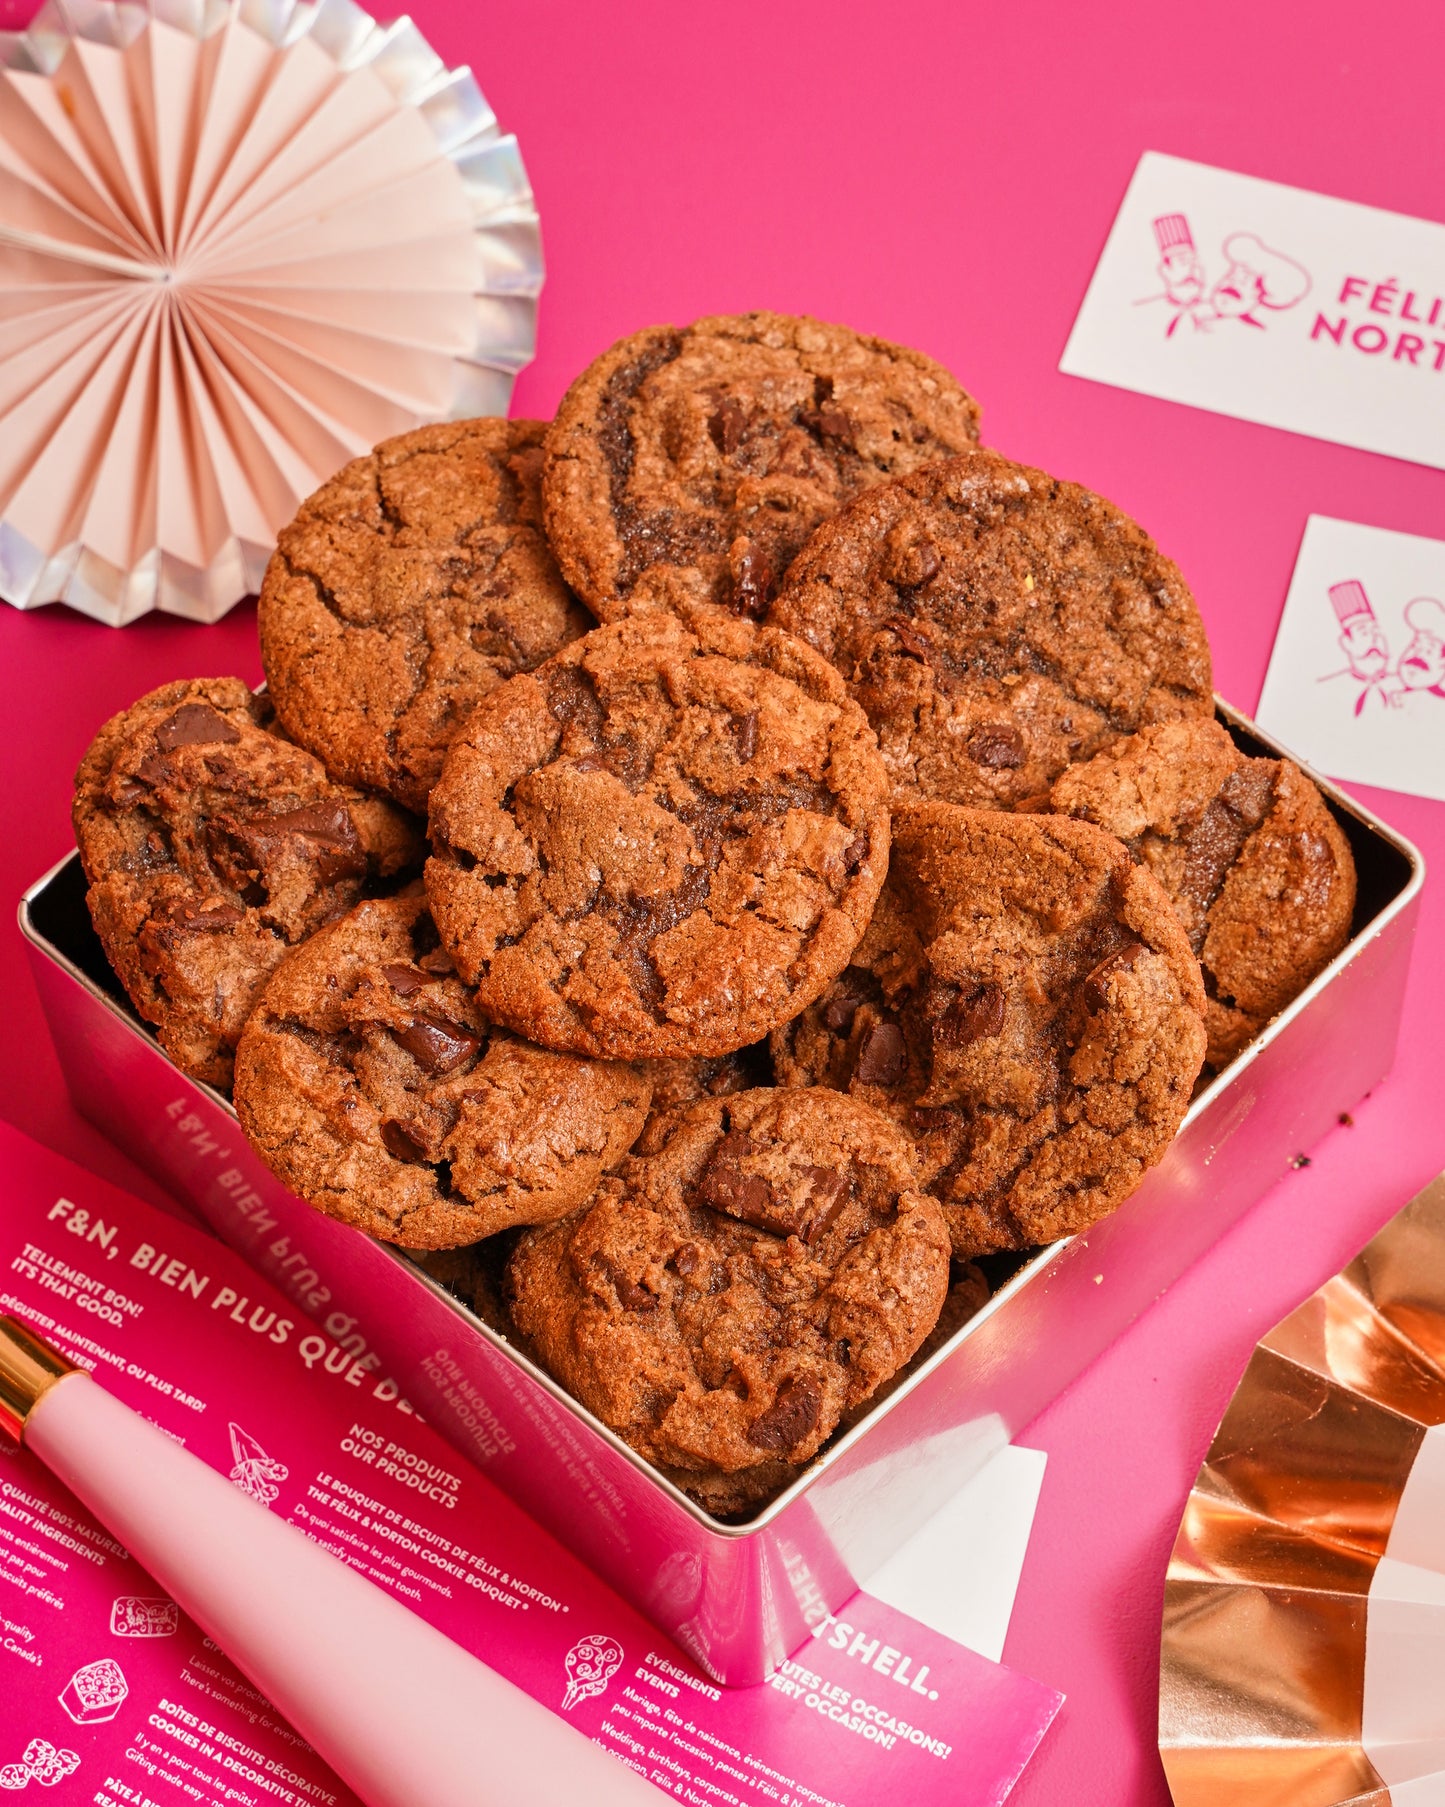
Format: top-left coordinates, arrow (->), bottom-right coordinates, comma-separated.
1,2 -> 1442,1800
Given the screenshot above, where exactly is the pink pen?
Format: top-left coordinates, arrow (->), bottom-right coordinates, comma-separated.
0,1314 -> 657,1807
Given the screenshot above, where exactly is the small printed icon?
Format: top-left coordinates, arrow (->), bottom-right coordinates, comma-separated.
1138,214 -> 1310,336
58,1657 -> 128,1725
1320,580 -> 1445,714
228,1423 -> 288,1506
1326,580 -> 1392,713
561,1634 -> 623,1711
1146,213 -> 1208,336
1398,596 -> 1445,698
110,1595 -> 179,1638
0,1739 -> 81,1790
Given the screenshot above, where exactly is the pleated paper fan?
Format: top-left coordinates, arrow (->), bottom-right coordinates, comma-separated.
1160,1171 -> 1445,1807
0,0 -> 542,624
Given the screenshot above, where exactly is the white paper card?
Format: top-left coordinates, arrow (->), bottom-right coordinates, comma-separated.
1061,152 -> 1445,470
869,1445 -> 1048,1663
1362,1425 -> 1445,1797
1256,515 -> 1445,802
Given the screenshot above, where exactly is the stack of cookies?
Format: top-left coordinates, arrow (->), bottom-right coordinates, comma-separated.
71,312 -> 1359,1518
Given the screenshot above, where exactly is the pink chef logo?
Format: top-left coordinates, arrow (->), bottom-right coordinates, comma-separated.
1321,580 -> 1445,714
1139,214 -> 1311,337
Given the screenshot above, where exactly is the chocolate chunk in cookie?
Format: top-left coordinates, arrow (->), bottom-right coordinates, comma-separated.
234,893 -> 651,1249
1049,717 -> 1357,1067
259,418 -> 590,812
542,313 -> 981,623
425,611 -> 891,1060
772,804 -> 1207,1257
73,678 -> 421,1088
768,450 -> 1214,808
506,1087 -> 950,1495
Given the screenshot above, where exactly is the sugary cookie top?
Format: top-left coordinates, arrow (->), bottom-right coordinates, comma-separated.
773,802 -> 1207,1255
1050,716 -> 1356,1066
542,312 -> 981,622
507,1086 -> 950,1480
234,893 -> 650,1249
73,676 -> 419,1086
425,611 -> 891,1060
769,450 -> 1214,808
260,417 -> 590,812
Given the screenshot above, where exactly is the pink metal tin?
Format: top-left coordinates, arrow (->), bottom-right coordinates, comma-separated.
19,703 -> 1425,1685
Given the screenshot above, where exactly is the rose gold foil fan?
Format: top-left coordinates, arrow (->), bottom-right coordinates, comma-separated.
1160,1172 -> 1445,1807
0,0 -> 542,624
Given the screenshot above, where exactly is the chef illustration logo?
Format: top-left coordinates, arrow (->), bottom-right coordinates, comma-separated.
561,1634 -> 624,1710
1139,213 -> 1310,336
0,1739 -> 80,1791
228,1422 -> 288,1507
1320,580 -> 1445,714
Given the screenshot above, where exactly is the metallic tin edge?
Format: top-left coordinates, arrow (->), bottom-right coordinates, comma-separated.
18,707 -> 1428,1537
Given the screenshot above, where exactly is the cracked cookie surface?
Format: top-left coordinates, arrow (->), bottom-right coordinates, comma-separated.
838,1259 -> 991,1432
425,611 -> 892,1060
1049,717 -> 1356,1067
233,892 -> 651,1249
73,677 -> 421,1089
506,1087 -> 950,1492
768,450 -> 1214,808
258,418 -> 590,812
542,312 -> 981,624
772,803 -> 1207,1257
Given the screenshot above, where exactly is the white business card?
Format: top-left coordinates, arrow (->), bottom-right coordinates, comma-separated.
871,1444 -> 1048,1664
1257,515 -> 1445,802
1061,152 -> 1445,470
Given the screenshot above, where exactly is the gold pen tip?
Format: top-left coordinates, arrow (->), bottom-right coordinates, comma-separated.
0,1315 -> 78,1444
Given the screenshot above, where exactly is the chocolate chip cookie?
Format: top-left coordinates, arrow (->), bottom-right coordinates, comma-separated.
506,1087 -> 950,1495
426,611 -> 892,1060
665,1254 -> 989,1518
542,312 -> 981,623
73,678 -> 421,1088
1049,717 -> 1357,1067
636,1042 -> 773,1155
840,1260 -> 991,1429
259,418 -> 590,812
768,450 -> 1214,808
772,804 -> 1207,1257
233,893 -> 651,1249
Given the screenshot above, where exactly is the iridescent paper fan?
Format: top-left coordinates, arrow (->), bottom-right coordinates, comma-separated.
0,0 -> 542,624
1160,1172 -> 1445,1807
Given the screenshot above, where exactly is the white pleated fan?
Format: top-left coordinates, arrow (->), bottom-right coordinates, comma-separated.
0,0 -> 542,624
